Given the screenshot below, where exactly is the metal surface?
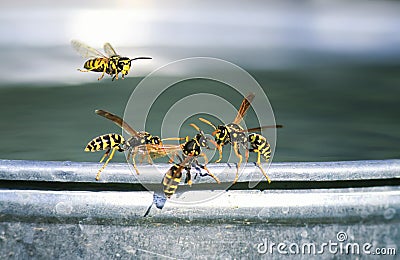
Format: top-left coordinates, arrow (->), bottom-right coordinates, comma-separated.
1,159 -> 400,183
0,159 -> 399,259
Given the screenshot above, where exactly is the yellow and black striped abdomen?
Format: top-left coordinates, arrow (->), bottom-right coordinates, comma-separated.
85,133 -> 125,152
248,133 -> 271,161
162,164 -> 184,198
258,142 -> 271,161
84,58 -> 108,72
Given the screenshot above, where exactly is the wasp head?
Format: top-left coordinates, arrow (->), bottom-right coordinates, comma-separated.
150,136 -> 162,145
118,57 -> 132,76
194,133 -> 209,148
212,125 -> 230,145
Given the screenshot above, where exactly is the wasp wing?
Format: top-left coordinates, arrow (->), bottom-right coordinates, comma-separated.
95,109 -> 139,136
239,125 -> 283,133
137,144 -> 182,159
71,40 -> 107,59
233,93 -> 255,125
103,42 -> 118,57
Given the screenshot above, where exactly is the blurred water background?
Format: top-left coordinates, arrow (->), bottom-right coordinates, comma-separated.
0,0 -> 399,163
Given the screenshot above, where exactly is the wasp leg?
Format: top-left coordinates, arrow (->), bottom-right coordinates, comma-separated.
97,66 -> 108,81
127,150 -> 131,162
77,69 -> 91,72
77,64 -> 103,73
245,148 -> 250,163
126,151 -> 135,176
99,148 -> 111,163
146,152 -> 153,164
201,165 -> 220,184
168,152 -> 176,163
199,153 -> 209,165
114,68 -> 119,80
195,160 -> 220,184
131,147 -> 140,175
256,150 -> 271,184
215,144 -> 223,163
185,167 -> 192,186
233,142 -> 242,183
137,152 -> 145,164
92,64 -> 108,81
96,147 -> 118,181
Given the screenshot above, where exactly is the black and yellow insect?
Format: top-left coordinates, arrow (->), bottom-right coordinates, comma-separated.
198,93 -> 255,183
199,93 -> 282,183
162,155 -> 192,198
180,123 -> 220,185
161,124 -> 222,198
71,40 -> 152,81
85,109 -> 182,180
247,133 -> 272,183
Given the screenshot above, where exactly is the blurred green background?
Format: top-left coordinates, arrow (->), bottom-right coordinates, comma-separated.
0,1 -> 399,163
1,65 -> 399,163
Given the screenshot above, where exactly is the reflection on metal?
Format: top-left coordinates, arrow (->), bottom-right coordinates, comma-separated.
0,159 -> 399,258
1,159 -> 400,183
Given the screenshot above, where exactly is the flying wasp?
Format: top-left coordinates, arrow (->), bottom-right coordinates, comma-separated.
71,40 -> 152,81
85,109 -> 183,180
199,93 -> 282,183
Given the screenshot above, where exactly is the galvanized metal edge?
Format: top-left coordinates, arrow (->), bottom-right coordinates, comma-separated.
0,159 -> 399,184
0,187 -> 399,224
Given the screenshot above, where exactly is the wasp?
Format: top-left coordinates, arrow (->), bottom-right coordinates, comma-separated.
71,40 -> 152,81
85,109 -> 183,180
180,123 -> 220,185
199,93 -> 282,183
162,123 -> 221,198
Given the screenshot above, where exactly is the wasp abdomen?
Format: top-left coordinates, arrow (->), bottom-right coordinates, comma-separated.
84,58 -> 108,72
85,133 -> 125,152
162,164 -> 183,198
248,133 -> 271,161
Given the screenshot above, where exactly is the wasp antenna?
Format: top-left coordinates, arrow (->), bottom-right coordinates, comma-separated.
189,123 -> 201,132
198,118 -> 216,130
207,138 -> 219,149
161,137 -> 185,141
95,109 -> 103,114
130,57 -> 152,61
176,154 -> 183,164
